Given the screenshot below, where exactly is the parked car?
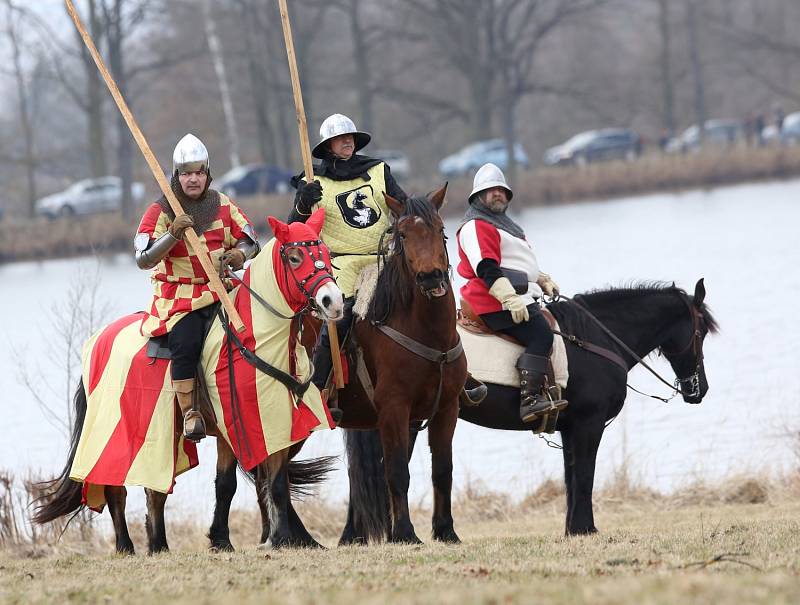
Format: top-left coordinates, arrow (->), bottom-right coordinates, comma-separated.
778,111 -> 800,145
216,164 -> 293,198
438,139 -> 530,177
372,149 -> 411,180
543,128 -> 642,166
665,119 -> 742,153
35,177 -> 145,219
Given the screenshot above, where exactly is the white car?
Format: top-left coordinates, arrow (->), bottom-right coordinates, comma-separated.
35,177 -> 145,219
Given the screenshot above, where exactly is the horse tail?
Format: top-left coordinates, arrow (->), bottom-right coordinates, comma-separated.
236,456 -> 337,499
287,456 -> 338,499
31,380 -> 87,525
343,428 -> 390,542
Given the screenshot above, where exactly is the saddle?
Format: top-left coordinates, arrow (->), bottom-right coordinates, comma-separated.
146,304 -> 220,360
458,298 -> 562,435
458,298 -> 560,385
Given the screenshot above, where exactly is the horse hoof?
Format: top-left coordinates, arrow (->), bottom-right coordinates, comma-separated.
391,533 -> 423,545
433,530 -> 461,544
338,535 -> 368,547
209,541 -> 235,553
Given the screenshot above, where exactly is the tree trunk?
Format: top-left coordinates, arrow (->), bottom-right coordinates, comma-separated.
240,0 -> 277,164
503,94 -> 517,184
106,0 -> 134,219
204,0 -> 241,169
686,0 -> 706,142
86,0 -> 107,178
348,0 -> 374,133
468,69 -> 493,141
6,2 -> 37,218
657,0 -> 675,134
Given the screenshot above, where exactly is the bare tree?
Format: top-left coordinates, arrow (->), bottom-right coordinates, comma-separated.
686,0 -> 707,140
3,0 -> 38,219
657,0 -> 676,134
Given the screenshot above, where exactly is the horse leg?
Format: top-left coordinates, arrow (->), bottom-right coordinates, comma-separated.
428,408 -> 460,543
144,488 -> 169,554
564,418 -> 604,535
255,468 -> 271,546
378,404 -> 421,544
257,451 -> 294,548
104,486 -> 134,555
560,425 -> 576,535
208,438 -> 237,552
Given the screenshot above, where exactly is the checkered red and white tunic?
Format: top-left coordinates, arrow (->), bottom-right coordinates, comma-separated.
136,193 -> 254,337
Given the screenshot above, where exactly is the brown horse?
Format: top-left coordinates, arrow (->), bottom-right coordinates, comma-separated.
210,185 -> 468,545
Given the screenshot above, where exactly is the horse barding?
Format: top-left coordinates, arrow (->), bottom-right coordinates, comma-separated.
33,210 -> 344,553
341,279 -> 718,539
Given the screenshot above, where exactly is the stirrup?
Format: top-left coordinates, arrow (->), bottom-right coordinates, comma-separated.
520,395 -> 567,424
183,411 -> 206,442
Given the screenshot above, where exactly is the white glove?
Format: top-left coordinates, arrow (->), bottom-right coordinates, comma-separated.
537,271 -> 560,298
489,277 -> 529,324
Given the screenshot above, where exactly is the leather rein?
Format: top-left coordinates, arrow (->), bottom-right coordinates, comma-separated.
554,294 -> 704,403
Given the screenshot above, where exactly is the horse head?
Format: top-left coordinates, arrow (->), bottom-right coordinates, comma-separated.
384,184 -> 450,299
267,209 -> 343,321
660,278 -> 718,403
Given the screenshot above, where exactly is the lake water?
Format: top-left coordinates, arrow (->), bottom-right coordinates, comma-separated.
2,179 -> 799,528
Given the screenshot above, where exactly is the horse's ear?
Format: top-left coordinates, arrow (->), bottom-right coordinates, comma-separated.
693,278 -> 706,307
268,216 -> 290,243
429,182 -> 448,211
305,207 -> 326,236
384,192 -> 404,218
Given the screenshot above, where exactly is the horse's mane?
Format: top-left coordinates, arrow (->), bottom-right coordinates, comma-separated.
366,194 -> 438,324
566,281 -> 719,333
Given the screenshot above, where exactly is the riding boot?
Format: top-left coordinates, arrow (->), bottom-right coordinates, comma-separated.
173,378 -> 206,442
516,353 -> 568,423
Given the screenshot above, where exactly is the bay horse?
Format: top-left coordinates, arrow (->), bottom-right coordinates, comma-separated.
209,185 -> 468,545
340,279 -> 717,537
33,211 -> 344,553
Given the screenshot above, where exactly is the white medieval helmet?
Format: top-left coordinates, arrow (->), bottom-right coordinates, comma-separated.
469,162 -> 513,202
172,133 -> 210,174
312,113 -> 371,159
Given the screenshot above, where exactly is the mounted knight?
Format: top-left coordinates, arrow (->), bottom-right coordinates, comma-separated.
134,133 -> 260,441
456,163 -> 568,424
288,113 -> 409,417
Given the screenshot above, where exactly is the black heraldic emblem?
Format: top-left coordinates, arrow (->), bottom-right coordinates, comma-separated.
335,184 -> 381,229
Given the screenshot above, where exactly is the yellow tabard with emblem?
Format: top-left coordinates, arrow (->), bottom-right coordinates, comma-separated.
313,162 -> 390,297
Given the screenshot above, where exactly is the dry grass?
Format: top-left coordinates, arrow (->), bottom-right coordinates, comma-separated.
2,468 -> 799,604
4,145 -> 800,264
0,498 -> 797,605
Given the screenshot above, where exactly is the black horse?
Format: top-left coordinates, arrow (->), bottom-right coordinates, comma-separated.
339,279 -> 717,540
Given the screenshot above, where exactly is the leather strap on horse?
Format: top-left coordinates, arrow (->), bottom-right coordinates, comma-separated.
559,295 -> 692,399
376,324 -> 463,430
551,329 -> 628,372
218,308 -> 311,399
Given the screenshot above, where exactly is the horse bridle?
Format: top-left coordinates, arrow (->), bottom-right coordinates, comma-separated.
378,223 -> 453,300
660,296 -> 705,400
278,238 -> 336,318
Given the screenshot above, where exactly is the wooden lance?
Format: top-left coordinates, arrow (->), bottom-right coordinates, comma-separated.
277,0 -> 345,389
65,0 -> 245,332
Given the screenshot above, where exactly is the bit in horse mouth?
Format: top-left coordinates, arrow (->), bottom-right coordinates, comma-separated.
425,283 -> 448,298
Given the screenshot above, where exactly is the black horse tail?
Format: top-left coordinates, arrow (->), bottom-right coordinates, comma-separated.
238,456 -> 337,499
32,380 -> 88,525
341,429 -> 390,543
287,456 -> 338,499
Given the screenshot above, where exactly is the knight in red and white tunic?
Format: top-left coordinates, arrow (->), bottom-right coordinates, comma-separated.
456,163 -> 568,423
133,134 -> 259,441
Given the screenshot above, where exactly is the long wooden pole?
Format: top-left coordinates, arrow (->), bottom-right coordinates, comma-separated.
65,0 -> 245,332
277,0 -> 344,389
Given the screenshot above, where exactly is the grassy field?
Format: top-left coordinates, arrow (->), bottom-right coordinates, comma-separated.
2,487 -> 798,605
